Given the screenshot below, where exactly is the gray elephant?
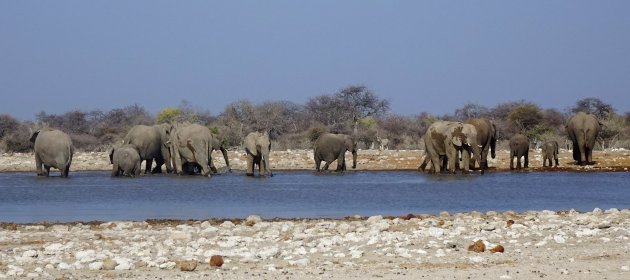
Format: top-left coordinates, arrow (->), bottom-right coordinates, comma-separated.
422,121 -> 483,174
313,133 -> 357,172
179,136 -> 231,175
168,123 -> 215,176
109,144 -> 142,177
466,118 -> 496,169
541,140 -> 559,167
566,112 -> 601,165
244,132 -> 273,177
30,128 -> 74,177
509,134 -> 529,170
124,123 -> 172,174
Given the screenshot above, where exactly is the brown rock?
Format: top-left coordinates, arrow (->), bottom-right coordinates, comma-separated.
179,260 -> 197,271
102,257 -> 118,270
210,255 -> 224,267
490,245 -> 505,253
467,240 -> 486,253
399,214 -> 416,220
506,220 -> 514,227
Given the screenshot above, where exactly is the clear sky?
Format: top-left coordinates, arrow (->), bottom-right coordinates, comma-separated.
1,1 -> 629,120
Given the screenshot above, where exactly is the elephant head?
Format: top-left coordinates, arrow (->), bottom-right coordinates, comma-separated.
343,135 -> 358,169
211,135 -> 231,173
449,123 -> 484,174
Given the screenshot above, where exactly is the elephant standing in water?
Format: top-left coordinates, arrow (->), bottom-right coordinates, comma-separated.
421,121 -> 483,174
566,112 -> 601,165
124,124 -> 172,174
168,123 -> 214,176
180,135 -> 231,175
313,133 -> 357,172
30,128 -> 74,177
244,132 -> 273,177
466,118 -> 496,169
109,144 -> 141,177
509,134 -> 529,170
542,140 -> 559,167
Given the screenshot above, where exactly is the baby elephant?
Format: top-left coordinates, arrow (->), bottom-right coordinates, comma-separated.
509,134 -> 529,170
109,144 -> 142,177
541,141 -> 559,167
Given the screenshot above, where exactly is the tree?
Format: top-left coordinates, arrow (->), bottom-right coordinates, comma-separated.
453,103 -> 489,121
0,114 -> 19,140
570,97 -> 614,119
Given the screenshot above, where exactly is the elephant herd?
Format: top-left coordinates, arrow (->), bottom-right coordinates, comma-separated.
27,112 -> 601,178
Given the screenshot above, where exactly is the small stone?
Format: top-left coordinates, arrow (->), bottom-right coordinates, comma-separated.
22,250 -> 38,258
245,215 -> 262,226
621,266 -> 630,271
179,260 -> 197,271
554,235 -> 566,244
428,227 -> 444,237
506,220 -> 515,227
490,245 -> 505,253
399,213 -> 416,220
210,255 -> 224,267
467,240 -> 485,253
469,256 -> 484,263
159,262 -> 177,270
88,262 -> 103,270
57,263 -> 73,270
102,258 -> 118,270
289,258 -> 310,266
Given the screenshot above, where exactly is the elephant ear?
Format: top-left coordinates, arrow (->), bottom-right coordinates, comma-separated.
29,130 -> 40,143
451,136 -> 463,147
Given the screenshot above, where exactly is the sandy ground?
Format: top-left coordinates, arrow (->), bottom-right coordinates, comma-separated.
1,149 -> 630,279
1,148 -> 630,173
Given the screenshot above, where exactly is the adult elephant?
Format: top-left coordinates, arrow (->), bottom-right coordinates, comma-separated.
30,128 -> 74,177
124,124 -> 172,174
509,134 -> 529,170
168,123 -> 214,176
566,112 -> 601,165
422,121 -> 483,174
109,144 -> 141,177
244,132 -> 273,177
541,140 -> 559,167
466,118 -> 496,169
313,133 -> 357,172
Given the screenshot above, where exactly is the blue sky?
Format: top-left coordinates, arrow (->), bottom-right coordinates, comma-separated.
1,1 -> 629,120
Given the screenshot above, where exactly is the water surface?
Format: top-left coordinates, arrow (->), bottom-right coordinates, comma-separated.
0,171 -> 629,222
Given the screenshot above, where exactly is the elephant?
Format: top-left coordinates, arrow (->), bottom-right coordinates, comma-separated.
313,133 -> 357,172
244,132 -> 273,177
30,128 -> 74,177
109,144 -> 142,177
422,121 -> 483,174
124,123 -> 173,174
541,140 -> 559,167
466,118 -> 496,169
566,112 -> 601,165
509,134 -> 529,170
178,135 -> 231,175
168,123 -> 215,176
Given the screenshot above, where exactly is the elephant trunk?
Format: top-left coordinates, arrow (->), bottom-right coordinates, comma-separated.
352,149 -> 357,169
220,147 -> 231,172
263,149 -> 273,177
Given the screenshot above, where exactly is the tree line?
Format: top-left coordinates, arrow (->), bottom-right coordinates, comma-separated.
1,86 -> 629,153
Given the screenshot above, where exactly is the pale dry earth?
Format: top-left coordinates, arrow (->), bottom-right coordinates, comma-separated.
1,210 -> 630,279
1,149 -> 630,173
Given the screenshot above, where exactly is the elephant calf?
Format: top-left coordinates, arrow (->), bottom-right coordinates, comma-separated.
30,128 -> 74,177
542,140 -> 559,167
109,144 -> 142,177
509,134 -> 529,170
244,132 -> 273,177
314,133 -> 357,173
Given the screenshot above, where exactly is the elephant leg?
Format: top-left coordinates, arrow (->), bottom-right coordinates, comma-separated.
336,152 -> 345,172
586,147 -> 593,165
257,157 -> 264,176
543,155 -> 548,167
134,161 -> 141,177
152,158 -> 164,174
418,156 -> 429,171
462,150 -> 471,173
144,159 -> 153,174
35,154 -> 44,176
44,165 -> 51,177
510,152 -> 515,170
111,163 -> 119,177
429,153 -> 441,174
554,153 -> 559,167
246,155 -> 254,176
480,146 -> 489,169
322,162 -> 331,171
315,156 -> 322,172
209,156 -> 218,174
524,151 -> 529,168
62,164 -> 70,178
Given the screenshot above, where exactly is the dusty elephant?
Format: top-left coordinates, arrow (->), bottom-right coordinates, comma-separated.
124,124 -> 173,174
244,132 -> 273,177
313,133 -> 357,172
30,128 -> 74,177
168,123 -> 215,176
179,135 -> 231,175
541,140 -> 559,167
109,144 -> 142,177
422,121 -> 483,174
466,118 -> 496,169
566,112 -> 601,165
509,134 -> 529,170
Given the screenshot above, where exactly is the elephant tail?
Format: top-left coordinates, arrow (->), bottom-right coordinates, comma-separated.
65,140 -> 73,169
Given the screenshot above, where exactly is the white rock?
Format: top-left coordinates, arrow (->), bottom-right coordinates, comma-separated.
554,235 -> 566,244
26,273 -> 39,278
57,263 -> 73,270
500,275 -> 512,279
592,208 -> 603,215
350,250 -> 363,259
334,253 -> 346,258
246,215 -> 263,225
75,250 -> 96,263
115,261 -> 134,270
289,258 -> 310,266
89,262 -> 103,270
535,240 -> 547,247
435,249 -> 445,257
44,243 -> 64,254
22,250 -> 38,258
621,266 -> 630,271
220,221 -> 235,228
256,247 -> 279,259
428,227 -> 444,237
469,256 -> 484,263
7,265 -> 24,276
575,228 -> 600,237
366,215 -> 383,223
159,262 -> 177,270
